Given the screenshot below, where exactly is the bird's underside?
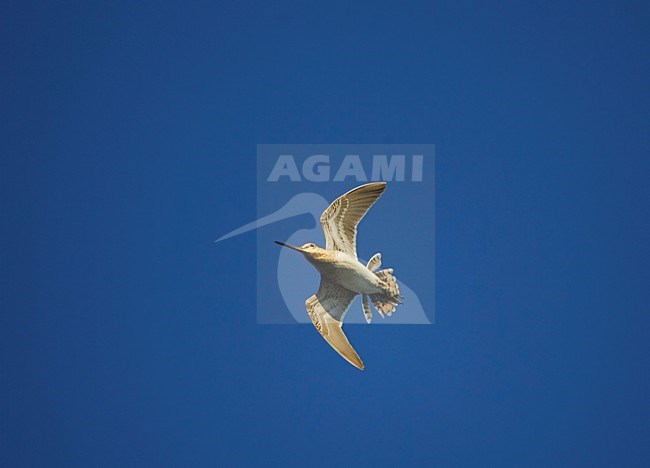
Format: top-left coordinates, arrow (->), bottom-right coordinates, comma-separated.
302,182 -> 401,370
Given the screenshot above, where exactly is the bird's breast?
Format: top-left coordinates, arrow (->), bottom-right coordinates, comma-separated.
315,252 -> 382,295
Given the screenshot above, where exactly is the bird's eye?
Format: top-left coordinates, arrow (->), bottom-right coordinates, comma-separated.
309,243 -> 315,248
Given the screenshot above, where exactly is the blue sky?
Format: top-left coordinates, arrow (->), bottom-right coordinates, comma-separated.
2,1 -> 649,466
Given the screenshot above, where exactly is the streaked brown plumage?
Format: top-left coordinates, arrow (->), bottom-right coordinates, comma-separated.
275,182 -> 401,370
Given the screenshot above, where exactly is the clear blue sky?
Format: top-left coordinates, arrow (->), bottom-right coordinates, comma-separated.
2,1 -> 649,466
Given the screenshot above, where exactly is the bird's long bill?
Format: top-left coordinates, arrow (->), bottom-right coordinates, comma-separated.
274,241 -> 302,252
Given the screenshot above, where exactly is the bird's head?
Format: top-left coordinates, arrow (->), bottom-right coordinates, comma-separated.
274,241 -> 328,261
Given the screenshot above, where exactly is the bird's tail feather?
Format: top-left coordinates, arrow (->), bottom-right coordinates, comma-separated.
362,294 -> 372,324
370,268 -> 401,317
366,253 -> 382,272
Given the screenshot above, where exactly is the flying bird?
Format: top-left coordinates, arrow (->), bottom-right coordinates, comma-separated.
275,182 -> 401,370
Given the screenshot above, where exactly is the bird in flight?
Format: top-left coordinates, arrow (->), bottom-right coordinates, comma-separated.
275,182 -> 401,370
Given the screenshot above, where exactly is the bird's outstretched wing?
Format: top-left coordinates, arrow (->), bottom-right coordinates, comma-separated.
305,279 -> 362,370
320,182 -> 386,258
